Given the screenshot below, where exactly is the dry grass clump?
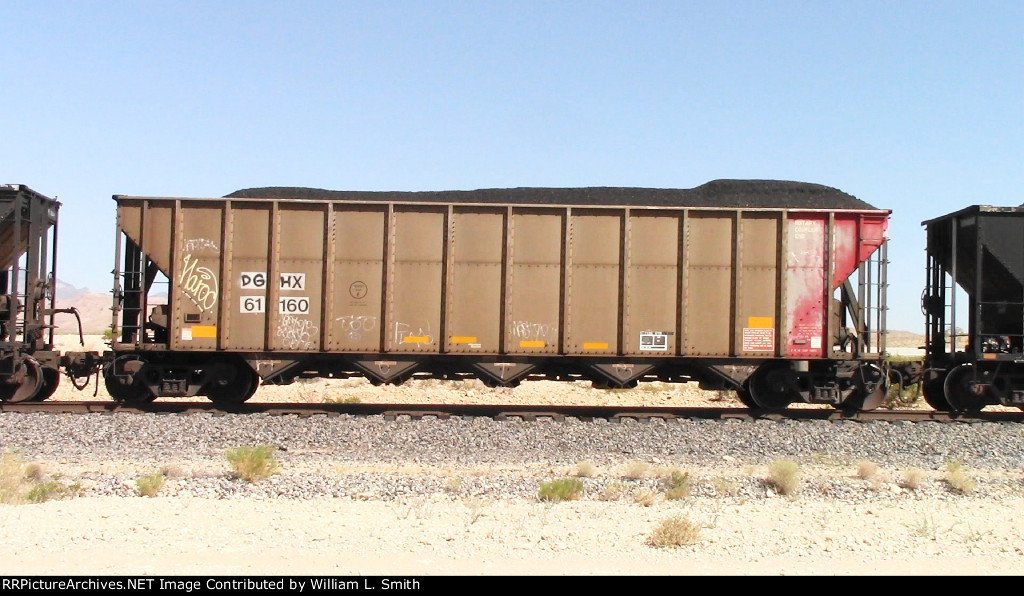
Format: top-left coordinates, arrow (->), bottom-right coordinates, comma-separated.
857,460 -> 880,480
159,463 -> 187,479
599,481 -> 629,501
710,476 -> 740,497
633,488 -> 660,507
660,469 -> 693,500
135,472 -> 166,497
647,515 -> 702,548
444,475 -> 464,495
0,452 -> 79,504
225,445 -> 280,482
574,461 -> 597,478
766,459 -> 801,496
900,468 -> 925,490
856,460 -> 887,489
538,478 -> 584,503
622,461 -> 649,479
944,460 -> 975,495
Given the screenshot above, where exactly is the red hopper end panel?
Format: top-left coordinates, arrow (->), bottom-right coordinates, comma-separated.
785,212 -> 888,358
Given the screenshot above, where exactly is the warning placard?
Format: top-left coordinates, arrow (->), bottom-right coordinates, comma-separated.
742,327 -> 775,352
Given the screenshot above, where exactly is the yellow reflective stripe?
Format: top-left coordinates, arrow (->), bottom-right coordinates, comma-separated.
191,325 -> 217,338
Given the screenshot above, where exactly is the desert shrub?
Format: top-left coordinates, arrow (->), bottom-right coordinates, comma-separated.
463,497 -> 490,524
26,480 -> 79,503
660,469 -> 693,500
538,478 -> 584,503
767,459 -> 801,496
22,462 -> 46,483
574,461 -> 597,478
136,472 -> 166,497
444,475 -> 463,495
710,476 -> 740,497
0,451 -> 79,504
225,445 -> 280,482
633,488 -> 660,507
0,452 -> 26,503
648,515 -> 702,548
159,464 -> 186,479
900,468 -> 925,490
857,460 -> 880,481
944,460 -> 975,495
599,481 -> 629,501
622,461 -> 649,480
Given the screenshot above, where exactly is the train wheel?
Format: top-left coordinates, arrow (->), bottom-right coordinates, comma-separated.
205,360 -> 259,406
747,362 -> 796,410
29,367 -> 61,402
841,364 -> 888,412
735,384 -> 759,408
103,356 -> 156,404
943,364 -> 987,413
0,357 -> 43,403
921,371 -> 952,411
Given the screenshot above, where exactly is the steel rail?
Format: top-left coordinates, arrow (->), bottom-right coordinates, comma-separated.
1,401 -> 1021,423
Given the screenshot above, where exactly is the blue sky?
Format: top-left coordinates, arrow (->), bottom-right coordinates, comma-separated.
3,1 -> 1022,332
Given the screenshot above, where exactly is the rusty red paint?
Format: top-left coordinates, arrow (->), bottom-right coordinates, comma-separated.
785,213 -> 889,359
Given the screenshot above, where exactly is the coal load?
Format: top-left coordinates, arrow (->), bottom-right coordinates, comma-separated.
226,179 -> 876,210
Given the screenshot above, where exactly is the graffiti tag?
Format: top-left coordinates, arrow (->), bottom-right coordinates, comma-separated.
336,315 -> 377,341
179,253 -> 218,312
276,314 -> 318,350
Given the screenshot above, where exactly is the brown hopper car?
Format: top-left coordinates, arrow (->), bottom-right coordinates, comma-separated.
0,185 -> 63,401
104,180 -> 892,410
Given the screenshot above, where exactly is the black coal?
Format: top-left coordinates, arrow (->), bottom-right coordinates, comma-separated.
226,179 -> 876,210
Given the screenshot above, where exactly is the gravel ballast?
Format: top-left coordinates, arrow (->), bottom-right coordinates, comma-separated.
3,409 -> 1024,575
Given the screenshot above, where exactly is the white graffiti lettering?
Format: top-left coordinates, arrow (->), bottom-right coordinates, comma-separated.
183,238 -> 219,252
511,320 -> 556,342
276,314 -> 318,350
179,253 -> 218,312
335,315 -> 377,341
393,321 -> 434,345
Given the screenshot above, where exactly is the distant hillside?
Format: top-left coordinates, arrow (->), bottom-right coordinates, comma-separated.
54,291 -> 112,335
887,330 -> 926,350
50,280 -> 171,335
55,280 -> 93,300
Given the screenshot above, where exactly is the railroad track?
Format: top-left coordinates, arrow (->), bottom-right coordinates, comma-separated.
2,401 -> 1022,423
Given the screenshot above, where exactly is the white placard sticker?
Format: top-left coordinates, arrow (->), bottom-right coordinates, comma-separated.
279,273 -> 306,291
240,272 -> 267,289
240,295 -> 265,313
279,297 -> 310,314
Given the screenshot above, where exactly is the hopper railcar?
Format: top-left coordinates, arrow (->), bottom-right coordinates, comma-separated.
0,185 -> 65,402
922,205 -> 1024,411
103,180 -> 892,411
